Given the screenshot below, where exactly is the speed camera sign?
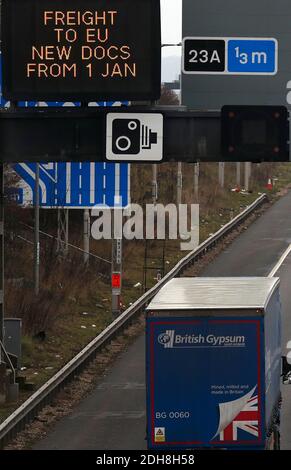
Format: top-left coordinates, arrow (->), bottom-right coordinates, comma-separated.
106,113 -> 163,161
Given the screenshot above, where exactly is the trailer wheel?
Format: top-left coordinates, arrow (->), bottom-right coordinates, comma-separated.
268,428 -> 280,450
273,428 -> 280,450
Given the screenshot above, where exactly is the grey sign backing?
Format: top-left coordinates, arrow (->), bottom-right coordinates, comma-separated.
182,0 -> 291,110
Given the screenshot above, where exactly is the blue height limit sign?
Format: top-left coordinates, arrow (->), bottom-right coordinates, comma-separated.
227,38 -> 277,74
183,37 -> 278,75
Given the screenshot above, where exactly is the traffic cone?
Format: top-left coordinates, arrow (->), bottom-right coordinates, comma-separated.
266,178 -> 273,190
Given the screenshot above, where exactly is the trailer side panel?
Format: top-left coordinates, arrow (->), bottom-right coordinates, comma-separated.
264,287 -> 282,433
146,315 -> 265,449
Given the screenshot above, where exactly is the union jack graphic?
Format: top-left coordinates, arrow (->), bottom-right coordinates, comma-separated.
214,386 -> 260,442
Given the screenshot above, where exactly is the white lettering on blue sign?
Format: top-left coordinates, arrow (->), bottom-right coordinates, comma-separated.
227,39 -> 277,74
11,162 -> 130,209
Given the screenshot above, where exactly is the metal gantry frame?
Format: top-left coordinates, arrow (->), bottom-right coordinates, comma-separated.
0,106 -> 288,163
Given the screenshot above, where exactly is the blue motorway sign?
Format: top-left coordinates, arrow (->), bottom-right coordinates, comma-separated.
11,162 -> 130,209
227,39 -> 277,74
183,37 -> 278,76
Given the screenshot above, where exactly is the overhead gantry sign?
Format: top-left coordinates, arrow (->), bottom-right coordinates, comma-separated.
1,0 -> 161,102
0,0 -> 289,162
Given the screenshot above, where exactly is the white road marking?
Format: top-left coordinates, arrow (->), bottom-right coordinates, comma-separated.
268,244 -> 291,277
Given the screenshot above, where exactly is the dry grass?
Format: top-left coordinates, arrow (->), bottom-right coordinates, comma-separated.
1,161 -> 290,422
5,162 -> 291,332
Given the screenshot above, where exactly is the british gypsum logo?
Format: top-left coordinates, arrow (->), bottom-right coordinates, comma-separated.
158,330 -> 175,348
158,331 -> 246,348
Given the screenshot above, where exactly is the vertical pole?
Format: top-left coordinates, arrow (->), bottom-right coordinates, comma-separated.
57,209 -> 61,253
34,163 -> 40,296
194,163 -> 199,202
236,162 -> 241,187
143,240 -> 148,293
112,236 -> 122,317
244,162 -> 251,192
57,208 -> 69,256
83,209 -> 90,265
162,239 -> 166,278
0,164 -> 4,363
244,163 -> 248,191
177,162 -> 183,206
65,209 -> 69,256
248,162 -> 252,183
152,164 -> 158,205
219,162 -> 225,188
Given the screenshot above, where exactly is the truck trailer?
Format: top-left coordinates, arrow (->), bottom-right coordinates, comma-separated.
146,277 -> 289,450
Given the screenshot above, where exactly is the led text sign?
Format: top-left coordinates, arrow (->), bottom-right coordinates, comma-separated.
1,0 -> 161,101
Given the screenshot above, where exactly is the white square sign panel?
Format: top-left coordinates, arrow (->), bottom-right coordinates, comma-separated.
106,113 -> 163,161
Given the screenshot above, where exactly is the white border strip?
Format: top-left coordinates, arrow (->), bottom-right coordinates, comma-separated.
268,244 -> 291,278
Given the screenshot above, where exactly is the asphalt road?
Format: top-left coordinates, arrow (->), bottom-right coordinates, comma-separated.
34,191 -> 291,450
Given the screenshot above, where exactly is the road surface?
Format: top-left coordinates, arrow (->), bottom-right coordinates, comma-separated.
34,191 -> 291,450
